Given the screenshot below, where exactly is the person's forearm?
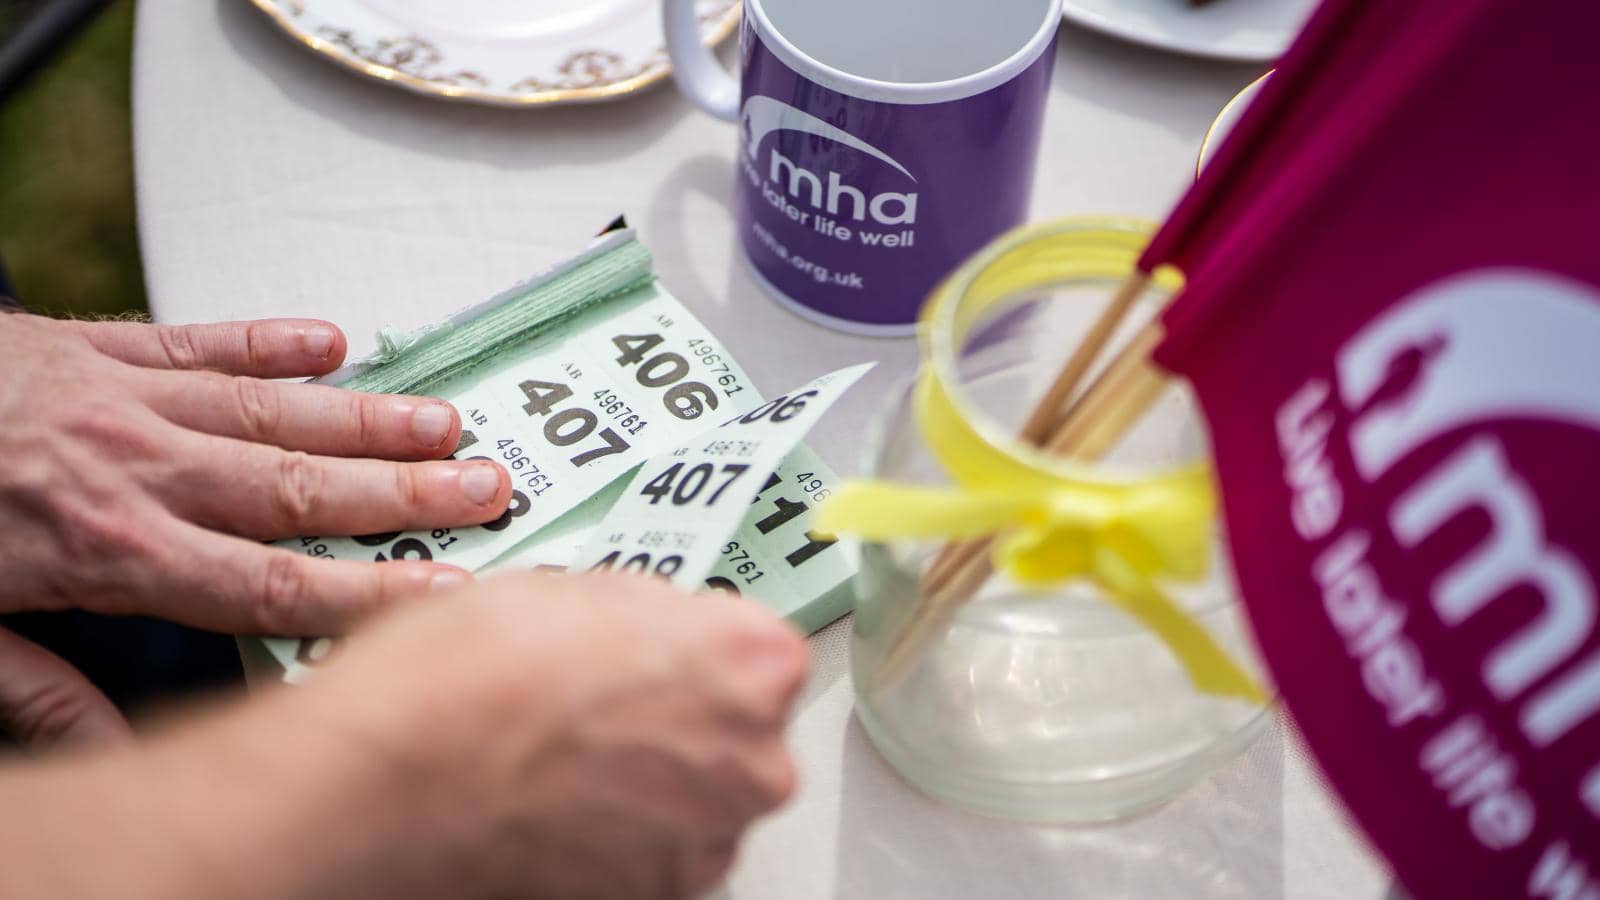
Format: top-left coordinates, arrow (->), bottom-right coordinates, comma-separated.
0,687 -> 448,900
0,749 -> 181,898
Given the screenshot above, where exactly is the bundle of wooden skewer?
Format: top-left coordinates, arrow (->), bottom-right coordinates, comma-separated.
875,270 -> 1175,691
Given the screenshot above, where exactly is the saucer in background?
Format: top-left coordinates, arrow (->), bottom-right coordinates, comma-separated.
247,0 -> 742,107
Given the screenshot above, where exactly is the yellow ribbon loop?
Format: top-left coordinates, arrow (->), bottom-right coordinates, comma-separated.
818,218 -> 1266,706
995,463 -> 1215,586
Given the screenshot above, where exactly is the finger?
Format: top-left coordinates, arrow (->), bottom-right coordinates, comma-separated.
693,591 -> 812,724
737,736 -> 800,814
147,524 -> 473,635
0,626 -> 132,752
156,430 -> 511,541
568,574 -> 811,720
680,837 -> 741,896
137,369 -> 462,459
66,318 -> 348,378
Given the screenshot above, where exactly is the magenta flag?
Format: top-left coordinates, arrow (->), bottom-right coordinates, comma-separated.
1144,1 -> 1600,897
1137,1 -> 1454,279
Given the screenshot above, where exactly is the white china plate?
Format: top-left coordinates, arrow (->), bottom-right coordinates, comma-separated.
1197,71 -> 1269,174
1061,0 -> 1315,63
247,0 -> 742,107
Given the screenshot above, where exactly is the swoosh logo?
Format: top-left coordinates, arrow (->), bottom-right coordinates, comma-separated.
1338,268 -> 1600,480
741,96 -> 916,182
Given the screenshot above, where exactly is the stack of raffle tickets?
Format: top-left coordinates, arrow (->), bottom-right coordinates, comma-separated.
823,0 -> 1600,897
245,226 -> 869,682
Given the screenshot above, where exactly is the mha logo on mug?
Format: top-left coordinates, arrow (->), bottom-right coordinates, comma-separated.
741,96 -> 920,229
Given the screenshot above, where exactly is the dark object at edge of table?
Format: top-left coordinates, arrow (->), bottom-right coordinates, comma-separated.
0,0 -> 113,102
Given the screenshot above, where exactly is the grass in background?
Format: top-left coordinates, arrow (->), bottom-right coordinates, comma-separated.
0,0 -> 145,318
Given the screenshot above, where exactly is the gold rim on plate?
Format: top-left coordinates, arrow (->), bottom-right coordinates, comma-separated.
245,0 -> 744,107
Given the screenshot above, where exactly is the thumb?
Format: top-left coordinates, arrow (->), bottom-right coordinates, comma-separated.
0,626 -> 132,752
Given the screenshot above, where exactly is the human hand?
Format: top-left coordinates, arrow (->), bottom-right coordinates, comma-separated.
0,314 -> 512,748
253,572 -> 810,900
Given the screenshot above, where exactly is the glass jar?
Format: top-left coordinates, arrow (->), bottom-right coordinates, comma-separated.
848,219 -> 1273,824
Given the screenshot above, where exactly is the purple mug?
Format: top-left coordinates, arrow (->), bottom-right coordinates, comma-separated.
665,0 -> 1062,336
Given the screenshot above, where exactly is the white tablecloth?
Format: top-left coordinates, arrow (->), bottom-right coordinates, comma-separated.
132,2 -> 1392,896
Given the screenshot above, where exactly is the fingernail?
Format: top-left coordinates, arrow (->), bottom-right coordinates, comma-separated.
410,402 -> 454,449
302,637 -> 338,663
429,570 -> 472,593
301,325 -> 337,360
460,463 -> 503,506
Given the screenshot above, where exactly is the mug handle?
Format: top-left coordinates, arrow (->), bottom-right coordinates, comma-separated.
663,0 -> 740,122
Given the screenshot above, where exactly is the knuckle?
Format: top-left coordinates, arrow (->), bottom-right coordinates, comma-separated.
242,322 -> 270,370
7,681 -> 97,746
392,463 -> 426,512
50,492 -> 160,566
60,404 -> 162,460
232,377 -> 284,439
354,394 -> 384,447
361,564 -> 410,612
273,451 -> 322,532
155,324 -> 203,370
254,553 -> 311,632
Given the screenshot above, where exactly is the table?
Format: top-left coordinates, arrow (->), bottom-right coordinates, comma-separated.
133,2 -> 1392,896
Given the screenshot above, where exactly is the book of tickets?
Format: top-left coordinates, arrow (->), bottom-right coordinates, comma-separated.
249,227 -> 868,684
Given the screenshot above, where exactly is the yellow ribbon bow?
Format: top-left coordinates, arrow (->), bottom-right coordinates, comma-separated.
817,219 -> 1266,705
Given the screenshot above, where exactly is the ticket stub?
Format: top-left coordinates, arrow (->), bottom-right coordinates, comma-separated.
275,281 -> 760,571
571,364 -> 872,588
477,476 -> 629,576
480,443 -> 856,629
259,634 -> 328,686
704,445 -> 858,631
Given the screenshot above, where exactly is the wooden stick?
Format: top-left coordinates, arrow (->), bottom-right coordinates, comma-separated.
918,531 -> 986,595
1018,271 -> 1154,443
873,322 -> 1172,695
1041,322 -> 1167,459
920,321 -> 1164,598
945,324 -> 1167,599
917,272 -> 1153,592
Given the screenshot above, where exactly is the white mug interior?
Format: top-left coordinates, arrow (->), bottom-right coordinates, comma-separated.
754,0 -> 1060,88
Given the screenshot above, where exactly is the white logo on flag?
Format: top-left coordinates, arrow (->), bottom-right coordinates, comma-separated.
1338,268 -> 1600,480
